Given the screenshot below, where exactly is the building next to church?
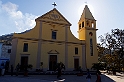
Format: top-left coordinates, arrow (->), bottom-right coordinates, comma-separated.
10,5 -> 98,71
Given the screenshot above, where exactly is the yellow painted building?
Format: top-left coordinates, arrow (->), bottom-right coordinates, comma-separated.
10,5 -> 98,71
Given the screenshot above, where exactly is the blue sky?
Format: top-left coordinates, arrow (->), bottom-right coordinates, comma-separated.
0,0 -> 124,42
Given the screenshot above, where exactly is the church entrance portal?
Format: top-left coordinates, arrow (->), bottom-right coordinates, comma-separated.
21,56 -> 28,70
74,58 -> 79,70
49,55 -> 57,71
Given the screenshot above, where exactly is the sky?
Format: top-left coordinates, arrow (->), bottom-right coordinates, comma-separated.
0,0 -> 124,42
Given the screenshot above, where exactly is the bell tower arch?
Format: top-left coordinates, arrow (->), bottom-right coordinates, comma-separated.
78,5 -> 98,69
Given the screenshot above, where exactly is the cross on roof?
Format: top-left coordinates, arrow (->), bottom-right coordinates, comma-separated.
85,2 -> 87,5
52,2 -> 57,8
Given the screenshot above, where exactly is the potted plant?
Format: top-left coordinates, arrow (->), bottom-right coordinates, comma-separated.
23,64 -> 33,76
40,62 -> 43,72
77,66 -> 83,76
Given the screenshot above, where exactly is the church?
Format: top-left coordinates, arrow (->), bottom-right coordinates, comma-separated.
10,5 -> 98,71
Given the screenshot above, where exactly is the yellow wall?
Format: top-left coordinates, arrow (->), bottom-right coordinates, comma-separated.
11,7 -> 98,71
15,39 -> 38,68
78,29 -> 86,40
85,30 -> 98,68
41,22 -> 66,41
14,21 -> 41,39
78,16 -> 98,69
68,44 -> 83,68
41,42 -> 65,69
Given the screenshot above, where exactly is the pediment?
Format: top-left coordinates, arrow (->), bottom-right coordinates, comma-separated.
48,50 -> 59,54
36,8 -> 71,26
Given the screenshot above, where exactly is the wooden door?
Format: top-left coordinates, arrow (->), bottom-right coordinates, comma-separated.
49,55 -> 57,71
74,59 -> 79,70
21,56 -> 28,70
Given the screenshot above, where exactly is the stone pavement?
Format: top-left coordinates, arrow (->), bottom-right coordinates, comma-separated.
103,72 -> 124,82
0,73 -> 124,82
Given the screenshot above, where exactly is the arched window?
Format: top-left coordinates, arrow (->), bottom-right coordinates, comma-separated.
90,38 -> 93,56
89,32 -> 93,36
79,24 -> 81,30
91,22 -> 94,28
82,22 -> 84,28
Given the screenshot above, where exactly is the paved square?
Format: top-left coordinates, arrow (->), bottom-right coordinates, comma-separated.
0,73 -> 124,82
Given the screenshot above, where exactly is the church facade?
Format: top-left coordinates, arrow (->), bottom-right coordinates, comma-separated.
10,5 -> 98,71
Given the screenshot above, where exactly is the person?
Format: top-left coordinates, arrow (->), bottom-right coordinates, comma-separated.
5,61 -> 9,73
86,69 -> 91,82
57,64 -> 61,79
56,62 -> 65,79
10,65 -> 13,76
1,62 -> 5,76
96,73 -> 101,82
97,69 -> 101,75
15,63 -> 20,76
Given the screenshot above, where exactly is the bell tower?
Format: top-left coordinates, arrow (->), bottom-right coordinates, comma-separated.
78,5 -> 98,69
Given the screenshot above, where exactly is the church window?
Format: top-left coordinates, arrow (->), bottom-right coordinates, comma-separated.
86,20 -> 89,26
82,22 -> 84,27
75,47 -> 78,54
52,31 -> 57,39
91,22 -> 94,28
8,49 -> 11,53
79,24 -> 81,30
23,43 -> 28,52
87,22 -> 89,26
90,39 -> 93,56
89,32 -> 93,36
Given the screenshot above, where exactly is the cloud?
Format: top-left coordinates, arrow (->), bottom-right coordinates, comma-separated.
0,0 -> 38,35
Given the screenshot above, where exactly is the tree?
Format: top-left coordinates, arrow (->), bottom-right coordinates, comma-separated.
98,28 -> 124,71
